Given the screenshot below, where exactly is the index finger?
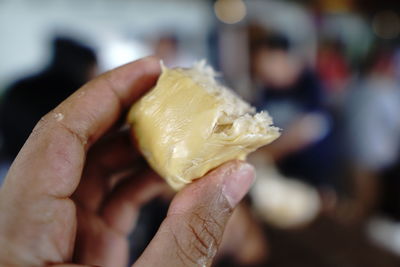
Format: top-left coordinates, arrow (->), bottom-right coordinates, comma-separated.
2,56 -> 161,199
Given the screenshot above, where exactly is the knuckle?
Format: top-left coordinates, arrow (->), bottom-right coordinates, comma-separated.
179,211 -> 227,265
30,112 -> 53,137
189,211 -> 223,249
167,210 -> 227,266
166,195 -> 234,266
30,110 -> 63,140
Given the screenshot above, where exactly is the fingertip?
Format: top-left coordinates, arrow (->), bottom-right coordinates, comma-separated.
220,161 -> 255,208
141,55 -> 161,64
135,55 -> 162,72
168,160 -> 255,215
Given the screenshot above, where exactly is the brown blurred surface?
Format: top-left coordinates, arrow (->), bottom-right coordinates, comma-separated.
264,216 -> 400,267
217,214 -> 400,267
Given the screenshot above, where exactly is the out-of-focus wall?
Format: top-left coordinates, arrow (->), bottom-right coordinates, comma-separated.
0,0 -> 213,91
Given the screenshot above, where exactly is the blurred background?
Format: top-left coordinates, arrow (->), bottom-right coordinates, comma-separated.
1,0 -> 400,266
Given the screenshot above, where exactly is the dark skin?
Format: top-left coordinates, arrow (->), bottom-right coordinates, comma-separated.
0,57 -> 255,267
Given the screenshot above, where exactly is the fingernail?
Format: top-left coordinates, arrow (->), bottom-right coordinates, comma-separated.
222,162 -> 255,207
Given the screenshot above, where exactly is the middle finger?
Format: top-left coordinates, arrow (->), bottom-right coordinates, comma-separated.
72,130 -> 143,213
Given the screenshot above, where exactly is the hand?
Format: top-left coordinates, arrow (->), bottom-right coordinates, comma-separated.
0,57 -> 255,267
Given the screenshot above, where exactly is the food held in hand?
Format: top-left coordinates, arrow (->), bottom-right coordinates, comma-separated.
128,61 -> 280,190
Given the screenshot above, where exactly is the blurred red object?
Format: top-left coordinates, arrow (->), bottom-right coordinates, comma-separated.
317,43 -> 350,93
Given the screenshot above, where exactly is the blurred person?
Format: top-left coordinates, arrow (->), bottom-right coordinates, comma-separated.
0,36 -> 97,183
0,57 -> 256,267
153,35 -> 179,67
250,33 -> 337,194
152,34 -> 196,68
317,39 -> 351,100
345,45 -> 400,223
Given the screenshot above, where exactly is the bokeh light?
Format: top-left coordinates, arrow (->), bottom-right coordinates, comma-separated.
214,0 -> 247,24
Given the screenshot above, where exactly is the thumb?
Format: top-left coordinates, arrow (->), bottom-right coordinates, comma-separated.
133,160 -> 255,267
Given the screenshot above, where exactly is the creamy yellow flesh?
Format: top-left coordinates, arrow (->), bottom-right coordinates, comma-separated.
128,62 -> 280,190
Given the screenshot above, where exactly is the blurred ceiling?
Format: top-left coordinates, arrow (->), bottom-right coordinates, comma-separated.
288,0 -> 400,14
356,0 -> 400,14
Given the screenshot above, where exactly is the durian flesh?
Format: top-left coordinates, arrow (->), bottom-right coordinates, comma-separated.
128,61 -> 280,190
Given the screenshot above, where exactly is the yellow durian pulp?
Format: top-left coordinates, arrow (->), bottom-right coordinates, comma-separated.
128,61 -> 280,190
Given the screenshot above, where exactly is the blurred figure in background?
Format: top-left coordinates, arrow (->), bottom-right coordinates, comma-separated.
250,33 -> 337,193
153,34 -> 179,67
317,39 -> 351,108
152,33 -> 196,68
0,37 -> 97,182
345,45 -> 400,222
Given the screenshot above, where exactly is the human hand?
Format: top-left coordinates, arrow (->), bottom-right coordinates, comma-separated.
0,57 -> 255,267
